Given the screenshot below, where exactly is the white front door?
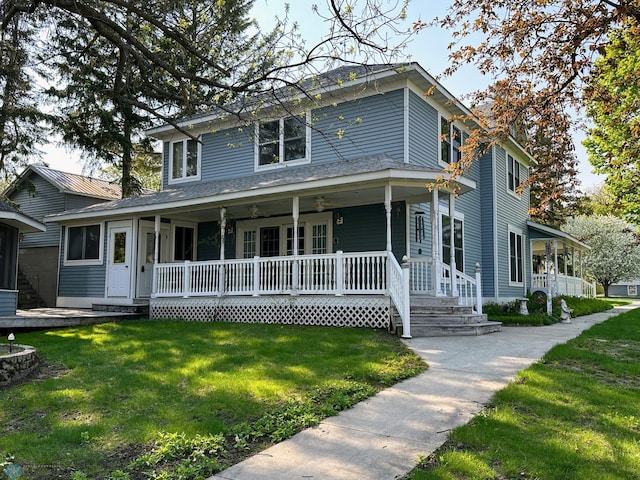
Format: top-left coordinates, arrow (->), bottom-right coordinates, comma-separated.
136,224 -> 168,297
107,224 -> 132,298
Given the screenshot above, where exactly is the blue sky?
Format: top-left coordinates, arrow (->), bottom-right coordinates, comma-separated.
43,0 -> 603,188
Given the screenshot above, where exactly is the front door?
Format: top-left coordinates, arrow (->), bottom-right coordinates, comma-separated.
107,223 -> 132,298
137,224 -> 168,297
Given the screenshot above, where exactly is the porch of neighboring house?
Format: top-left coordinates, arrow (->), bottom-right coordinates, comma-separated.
528,221 -> 596,299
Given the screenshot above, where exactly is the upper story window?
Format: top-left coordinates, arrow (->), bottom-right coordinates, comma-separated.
65,224 -> 103,266
507,154 -> 524,195
256,115 -> 308,169
440,117 -> 463,165
169,137 -> 200,184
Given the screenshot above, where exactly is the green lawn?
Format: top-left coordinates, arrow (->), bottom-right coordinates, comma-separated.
408,306 -> 640,480
0,320 -> 426,480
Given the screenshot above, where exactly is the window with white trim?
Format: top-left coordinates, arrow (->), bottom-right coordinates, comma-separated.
440,117 -> 463,165
509,227 -> 524,285
169,137 -> 200,183
507,154 -> 524,194
442,215 -> 464,272
256,116 -> 308,168
65,224 -> 103,265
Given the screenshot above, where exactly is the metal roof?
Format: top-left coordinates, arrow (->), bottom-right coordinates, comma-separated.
5,165 -> 122,201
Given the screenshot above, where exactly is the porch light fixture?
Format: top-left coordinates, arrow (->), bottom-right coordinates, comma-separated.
249,205 -> 260,218
314,196 -> 326,212
336,213 -> 344,225
7,333 -> 15,353
415,211 -> 426,243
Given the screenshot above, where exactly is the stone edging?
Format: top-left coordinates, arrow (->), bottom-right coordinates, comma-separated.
0,344 -> 40,387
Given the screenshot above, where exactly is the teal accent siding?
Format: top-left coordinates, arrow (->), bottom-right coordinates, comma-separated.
311,89 -> 405,163
407,90 -> 439,167
333,204 -> 387,253
10,173 -> 63,248
0,290 -> 17,315
197,221 -> 236,261
57,226 -> 106,298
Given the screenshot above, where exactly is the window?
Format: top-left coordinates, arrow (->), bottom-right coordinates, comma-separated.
0,224 -> 17,290
442,215 -> 464,271
509,228 -> 524,285
441,117 -> 463,164
257,116 -> 307,168
507,154 -> 524,194
174,226 -> 194,261
311,224 -> 328,254
65,224 -> 103,265
169,138 -> 200,183
243,230 -> 256,259
286,226 -> 305,255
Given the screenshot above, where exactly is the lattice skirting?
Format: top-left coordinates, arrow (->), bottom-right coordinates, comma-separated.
150,295 -> 391,329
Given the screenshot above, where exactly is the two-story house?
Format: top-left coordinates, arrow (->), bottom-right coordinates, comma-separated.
45,63 -> 593,336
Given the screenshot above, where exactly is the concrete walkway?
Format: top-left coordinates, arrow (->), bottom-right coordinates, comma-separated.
211,302 -> 637,480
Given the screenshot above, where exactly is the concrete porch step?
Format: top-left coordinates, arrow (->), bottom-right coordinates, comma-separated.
411,312 -> 489,325
409,321 -> 502,337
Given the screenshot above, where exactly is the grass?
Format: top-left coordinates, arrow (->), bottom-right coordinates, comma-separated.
0,320 -> 426,479
484,295 -> 624,325
408,305 -> 640,480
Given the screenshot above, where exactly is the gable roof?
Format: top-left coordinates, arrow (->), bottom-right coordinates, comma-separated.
4,165 -> 122,201
527,220 -> 590,250
0,201 -> 47,233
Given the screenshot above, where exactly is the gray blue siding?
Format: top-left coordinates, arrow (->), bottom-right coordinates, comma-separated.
479,150 -> 497,298
0,290 -> 17,316
10,173 -> 63,248
311,89 -> 405,164
407,90 -> 439,167
57,226 -> 106,298
494,146 -> 531,299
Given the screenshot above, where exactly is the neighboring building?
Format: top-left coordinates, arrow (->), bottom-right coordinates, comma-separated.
609,281 -> 640,297
4,165 -> 122,307
0,201 -> 46,315
45,63 -> 593,335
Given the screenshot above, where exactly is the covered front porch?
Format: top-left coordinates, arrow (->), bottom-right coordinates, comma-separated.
528,221 -> 596,298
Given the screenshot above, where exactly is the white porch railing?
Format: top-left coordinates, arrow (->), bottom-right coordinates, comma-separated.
153,251 -> 481,337
154,251 -> 392,298
532,274 -> 596,298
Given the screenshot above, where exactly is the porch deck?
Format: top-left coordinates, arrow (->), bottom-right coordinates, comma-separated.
0,308 -> 145,331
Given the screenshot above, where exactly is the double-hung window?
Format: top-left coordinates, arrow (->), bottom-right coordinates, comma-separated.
509,227 -> 524,285
442,215 -> 464,272
440,117 -> 463,164
65,224 -> 103,265
256,115 -> 308,168
507,154 -> 523,194
169,137 -> 200,184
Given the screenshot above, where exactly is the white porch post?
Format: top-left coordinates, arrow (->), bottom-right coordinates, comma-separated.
432,187 -> 443,296
553,240 -> 559,297
385,185 -> 392,252
292,197 -> 300,293
219,208 -> 226,295
545,241 -> 553,315
152,214 -> 160,297
449,193 -> 458,297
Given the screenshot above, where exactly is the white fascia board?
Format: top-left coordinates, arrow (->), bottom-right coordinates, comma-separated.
0,212 -> 47,233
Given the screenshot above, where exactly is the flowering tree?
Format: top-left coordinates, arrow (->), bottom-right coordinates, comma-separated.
563,215 -> 640,297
